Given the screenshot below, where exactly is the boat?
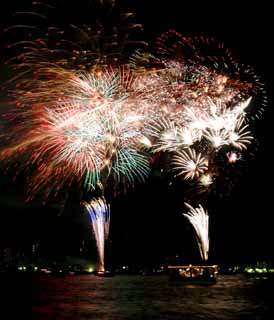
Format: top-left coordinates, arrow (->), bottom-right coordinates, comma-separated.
167,264 -> 218,285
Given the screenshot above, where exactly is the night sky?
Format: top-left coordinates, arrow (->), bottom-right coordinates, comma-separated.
0,0 -> 273,267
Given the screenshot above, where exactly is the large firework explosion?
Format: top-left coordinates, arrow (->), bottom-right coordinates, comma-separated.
1,2 -> 151,200
136,30 -> 266,197
1,66 -> 152,200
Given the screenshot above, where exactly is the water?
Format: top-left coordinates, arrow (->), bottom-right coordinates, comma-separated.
2,274 -> 274,319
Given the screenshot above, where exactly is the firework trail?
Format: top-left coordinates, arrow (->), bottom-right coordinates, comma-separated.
84,197 -> 110,272
3,1 -> 145,78
183,203 -> 209,261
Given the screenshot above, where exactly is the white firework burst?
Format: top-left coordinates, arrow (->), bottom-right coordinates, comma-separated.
228,118 -> 253,150
203,128 -> 229,149
172,148 -> 208,179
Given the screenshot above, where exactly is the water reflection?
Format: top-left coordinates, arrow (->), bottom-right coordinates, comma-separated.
26,274 -> 274,319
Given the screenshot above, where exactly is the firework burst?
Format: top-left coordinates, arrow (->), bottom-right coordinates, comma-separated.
1,67 -> 152,199
1,6 -> 266,204
172,149 -> 208,180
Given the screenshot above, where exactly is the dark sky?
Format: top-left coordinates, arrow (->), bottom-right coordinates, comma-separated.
0,0 -> 273,266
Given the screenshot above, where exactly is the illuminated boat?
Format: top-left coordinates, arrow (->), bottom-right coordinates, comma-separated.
167,265 -> 218,284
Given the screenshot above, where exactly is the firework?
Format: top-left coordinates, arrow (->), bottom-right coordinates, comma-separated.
1,4 -> 155,199
172,148 -> 208,180
138,30 -> 262,195
3,2 -> 145,78
1,5 -> 265,203
0,4 -> 268,280
183,203 -> 209,261
84,197 -> 110,272
0,67 -> 152,199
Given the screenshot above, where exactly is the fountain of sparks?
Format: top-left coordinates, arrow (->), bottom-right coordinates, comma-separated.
84,197 -> 110,273
183,203 -> 209,261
